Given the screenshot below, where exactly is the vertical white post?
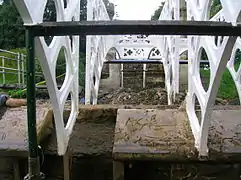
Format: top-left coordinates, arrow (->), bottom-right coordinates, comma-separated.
121,63 -> 124,88
21,54 -> 25,85
17,52 -> 21,85
143,64 -> 146,88
85,0 -> 93,105
174,0 -> 180,96
85,37 -> 91,105
2,57 -> 5,84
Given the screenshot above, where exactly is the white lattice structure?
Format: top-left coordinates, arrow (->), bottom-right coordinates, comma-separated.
114,35 -> 162,60
153,0 -> 181,104
85,0 -> 121,104
13,0 -> 80,155
114,35 -> 163,88
186,0 -> 241,156
13,0 -> 241,157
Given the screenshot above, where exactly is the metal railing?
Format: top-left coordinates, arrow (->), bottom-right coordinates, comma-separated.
0,49 -> 25,85
0,49 -> 43,87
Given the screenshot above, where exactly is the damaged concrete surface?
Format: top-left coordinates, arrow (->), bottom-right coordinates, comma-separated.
113,109 -> 197,161
40,105 -> 241,180
41,105 -> 241,162
42,105 -> 181,156
0,101 -> 53,156
1,104 -> 241,179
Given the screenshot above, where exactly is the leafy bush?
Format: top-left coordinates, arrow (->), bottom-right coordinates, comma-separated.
79,52 -> 86,88
8,88 -> 26,98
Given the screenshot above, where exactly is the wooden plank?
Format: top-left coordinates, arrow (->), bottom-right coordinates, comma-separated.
113,109 -> 197,161
0,103 -> 54,156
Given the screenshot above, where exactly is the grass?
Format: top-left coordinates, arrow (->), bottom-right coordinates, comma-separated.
3,47 -> 238,101
200,64 -> 239,100
0,48 -> 29,84
0,48 -> 26,59
0,48 -> 239,101
0,48 -> 86,98
1,48 -> 239,100
0,73 -> 19,84
0,48 -> 66,85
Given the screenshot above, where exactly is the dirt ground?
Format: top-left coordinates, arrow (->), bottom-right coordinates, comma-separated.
97,87 -> 186,105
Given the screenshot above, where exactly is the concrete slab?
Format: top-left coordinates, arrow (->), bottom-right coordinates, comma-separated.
113,108 -> 241,162
0,102 -> 53,156
43,105 -> 179,155
208,109 -> 241,161
113,109 -> 197,161
40,104 -> 241,162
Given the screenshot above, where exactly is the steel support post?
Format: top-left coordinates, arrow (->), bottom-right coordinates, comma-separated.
25,27 -> 42,180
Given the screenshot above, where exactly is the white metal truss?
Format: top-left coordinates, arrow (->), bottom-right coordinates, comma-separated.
13,0 -> 80,155
85,0 -> 119,104
153,0 -> 181,104
186,0 -> 241,156
13,0 -> 241,157
114,35 -> 162,89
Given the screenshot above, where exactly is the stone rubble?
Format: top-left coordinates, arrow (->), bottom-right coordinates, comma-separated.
98,87 -> 186,105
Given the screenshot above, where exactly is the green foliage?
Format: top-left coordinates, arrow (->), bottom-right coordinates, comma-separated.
55,48 -> 66,84
0,48 -> 25,84
0,72 -> 17,84
235,49 -> 241,64
0,0 -> 25,49
79,0 -> 115,53
43,0 -> 56,22
0,48 -> 44,84
8,88 -> 26,98
201,49 -> 208,60
200,63 -> 240,100
79,52 -> 86,88
151,2 -> 165,20
2,51 -> 87,97
0,48 -> 25,65
200,48 -> 241,100
0,0 -> 115,52
103,0 -> 115,20
210,0 -> 222,18
0,47 -> 87,89
54,49 -> 86,87
217,68 -> 238,99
